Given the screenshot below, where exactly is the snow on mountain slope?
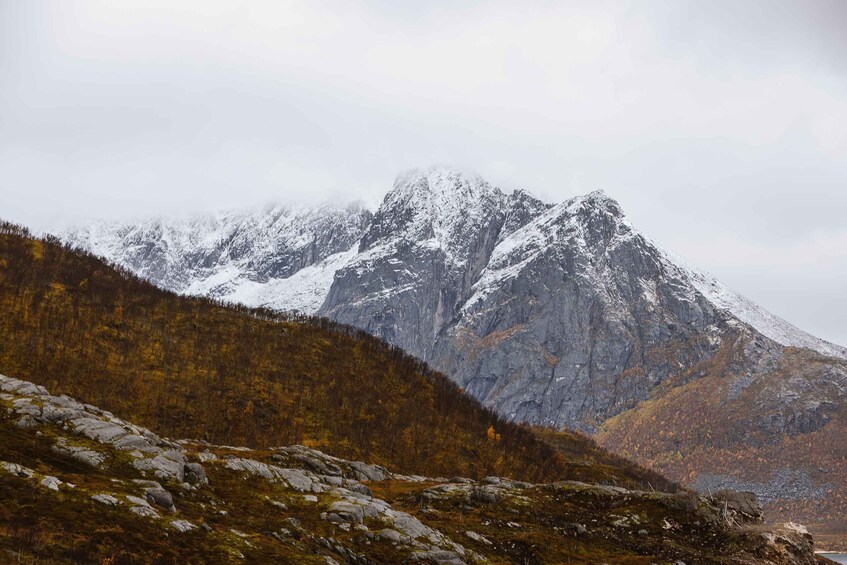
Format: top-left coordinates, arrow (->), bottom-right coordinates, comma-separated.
58,202 -> 371,314
357,166 -> 506,265
656,244 -> 847,359
320,166 -> 511,361
184,244 -> 358,313
62,214 -> 227,289
463,190 -> 637,313
457,184 -> 847,361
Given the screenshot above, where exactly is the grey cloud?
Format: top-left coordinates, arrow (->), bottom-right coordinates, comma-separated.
0,0 -> 845,346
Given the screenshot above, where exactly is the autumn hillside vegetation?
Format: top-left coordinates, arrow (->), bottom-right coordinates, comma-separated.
0,221 -> 673,489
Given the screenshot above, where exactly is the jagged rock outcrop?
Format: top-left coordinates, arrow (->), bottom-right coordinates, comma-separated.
0,372 -> 827,564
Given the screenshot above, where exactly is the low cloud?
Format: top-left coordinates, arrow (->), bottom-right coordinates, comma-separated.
1,0 -> 845,344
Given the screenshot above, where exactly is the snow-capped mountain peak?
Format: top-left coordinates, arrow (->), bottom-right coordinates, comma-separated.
359,166 -> 505,263
57,170 -> 845,363
56,168 -> 847,433
379,165 -> 496,218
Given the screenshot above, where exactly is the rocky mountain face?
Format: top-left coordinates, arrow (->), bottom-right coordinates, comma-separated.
0,372 -> 827,564
597,342 -> 847,551
317,169 -> 846,432
60,202 -> 372,313
324,169 -> 511,362
60,168 -> 846,430
57,166 -> 847,546
332,178 -> 730,429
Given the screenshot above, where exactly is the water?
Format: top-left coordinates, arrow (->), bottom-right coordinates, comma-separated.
820,554 -> 847,564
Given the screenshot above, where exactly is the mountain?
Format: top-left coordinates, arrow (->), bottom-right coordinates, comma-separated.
0,222 -> 680,489
55,167 -> 847,547
321,169 -> 845,427
60,202 -> 372,313
1,371 -> 825,564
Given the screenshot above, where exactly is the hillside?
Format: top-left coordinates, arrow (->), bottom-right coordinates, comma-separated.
597,342 -> 847,551
0,222 -> 670,490
0,372 -> 826,564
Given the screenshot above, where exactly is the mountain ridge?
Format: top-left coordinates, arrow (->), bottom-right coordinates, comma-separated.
56,166 -> 846,360
59,200 -> 372,313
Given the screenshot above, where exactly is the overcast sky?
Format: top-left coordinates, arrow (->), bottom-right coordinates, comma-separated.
1,0 -> 846,346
